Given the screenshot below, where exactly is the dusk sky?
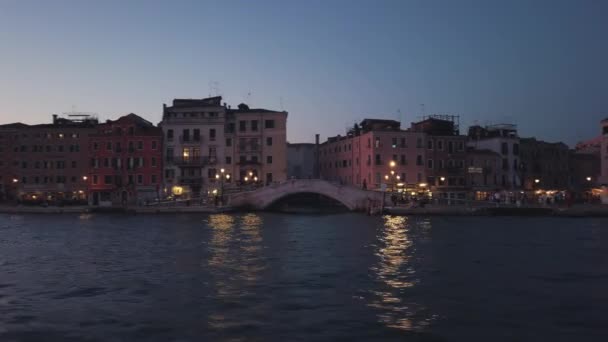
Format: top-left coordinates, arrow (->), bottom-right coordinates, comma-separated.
1,0 -> 606,146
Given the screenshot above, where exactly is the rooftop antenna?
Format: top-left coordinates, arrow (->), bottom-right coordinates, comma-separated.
397,109 -> 402,125
280,96 -> 284,111
420,103 -> 426,117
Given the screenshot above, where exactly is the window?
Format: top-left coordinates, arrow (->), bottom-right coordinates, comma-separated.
152,140 -> 158,150
226,138 -> 232,147
251,156 -> 258,163
166,147 -> 174,162
151,157 -> 157,167
226,123 -> 235,133
57,145 -> 64,152
400,155 -> 406,165
92,175 -> 98,185
137,175 -> 143,185
71,161 -> 77,168
266,137 -> 273,146
427,159 -> 434,169
104,158 -> 109,167
375,137 -> 380,148
502,158 -> 508,170
400,138 -> 406,148
265,120 -> 275,129
151,175 -> 157,184
93,142 -> 99,150
104,175 -> 113,184
251,120 -> 258,131
416,155 -> 423,166
501,142 -> 508,155
427,140 -> 434,150
392,138 -> 397,148
226,156 -> 232,164
137,141 -> 143,150
182,129 -> 190,142
167,129 -> 174,141
457,141 -> 464,151
266,173 -> 273,184
239,121 -> 247,132
375,154 -> 382,165
513,143 -> 519,155
128,127 -> 134,135
21,161 -> 27,169
240,155 -> 246,164
267,156 -> 273,164
448,141 -> 454,154
193,129 -> 200,141
209,128 -> 216,141
513,159 -> 518,170
416,138 -> 423,148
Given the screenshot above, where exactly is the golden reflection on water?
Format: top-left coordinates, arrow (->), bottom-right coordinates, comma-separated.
206,213 -> 266,330
368,215 -> 430,331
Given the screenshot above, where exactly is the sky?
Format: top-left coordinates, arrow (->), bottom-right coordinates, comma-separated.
1,0 -> 606,146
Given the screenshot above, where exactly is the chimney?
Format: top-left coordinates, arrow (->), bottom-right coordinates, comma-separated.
52,114 -> 58,124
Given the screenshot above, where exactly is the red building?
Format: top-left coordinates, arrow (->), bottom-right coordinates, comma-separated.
0,115 -> 97,204
410,116 -> 469,200
89,114 -> 163,206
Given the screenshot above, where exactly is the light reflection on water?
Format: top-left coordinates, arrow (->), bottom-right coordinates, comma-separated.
206,213 -> 266,331
368,215 -> 433,331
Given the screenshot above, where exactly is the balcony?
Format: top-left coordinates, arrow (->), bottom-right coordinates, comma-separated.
179,176 -> 204,185
179,135 -> 202,144
172,156 -> 209,167
237,160 -> 261,165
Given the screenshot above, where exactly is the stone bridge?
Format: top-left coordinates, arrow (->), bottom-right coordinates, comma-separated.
227,179 -> 384,211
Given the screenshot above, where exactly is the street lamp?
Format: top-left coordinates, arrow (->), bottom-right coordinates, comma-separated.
586,176 -> 592,182
82,176 -> 88,181
389,160 -> 396,168
12,178 -> 18,183
534,179 -> 540,184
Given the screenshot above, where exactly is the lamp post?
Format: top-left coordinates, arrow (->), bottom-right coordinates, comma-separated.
215,168 -> 230,205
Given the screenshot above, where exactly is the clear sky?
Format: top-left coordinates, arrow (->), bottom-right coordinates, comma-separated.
1,0 -> 606,146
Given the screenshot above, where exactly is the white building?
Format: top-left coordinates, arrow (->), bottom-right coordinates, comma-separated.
467,124 -> 522,189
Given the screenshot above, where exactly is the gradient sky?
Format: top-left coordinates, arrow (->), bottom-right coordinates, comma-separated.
1,0 -> 606,146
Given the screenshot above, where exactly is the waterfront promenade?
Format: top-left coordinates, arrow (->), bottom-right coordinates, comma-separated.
1,203 -> 607,217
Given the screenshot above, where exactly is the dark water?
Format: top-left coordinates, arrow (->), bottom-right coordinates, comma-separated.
1,213 -> 607,341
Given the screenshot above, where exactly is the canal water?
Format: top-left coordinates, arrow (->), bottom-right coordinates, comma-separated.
1,213 -> 607,341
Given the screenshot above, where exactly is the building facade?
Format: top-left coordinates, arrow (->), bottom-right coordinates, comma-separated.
466,148 -> 503,199
0,115 -> 97,204
160,97 -> 228,197
411,116 -> 468,199
89,114 -> 163,206
601,119 -> 608,186
287,143 -> 317,179
519,138 -> 570,190
225,103 -> 288,186
319,119 -> 426,190
160,97 -> 287,198
468,124 -> 522,189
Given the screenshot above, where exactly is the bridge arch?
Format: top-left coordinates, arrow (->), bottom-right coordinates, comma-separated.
228,179 -> 384,212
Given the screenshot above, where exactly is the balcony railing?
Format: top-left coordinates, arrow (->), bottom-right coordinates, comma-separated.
179,135 -> 202,144
172,156 -> 209,166
179,176 -> 204,185
237,160 -> 261,165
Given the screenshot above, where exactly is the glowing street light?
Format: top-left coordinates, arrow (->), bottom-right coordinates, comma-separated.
244,176 -> 249,182
220,168 -> 225,174
586,176 -> 592,182
384,175 -> 389,180
534,179 -> 540,184
12,178 -> 18,183
440,177 -> 446,182
226,174 -> 231,180
215,174 -> 220,180
253,176 -> 258,182
82,176 -> 88,181
389,160 -> 396,167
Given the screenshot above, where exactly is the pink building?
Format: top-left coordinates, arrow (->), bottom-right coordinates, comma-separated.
319,119 -> 426,189
601,118 -> 608,186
